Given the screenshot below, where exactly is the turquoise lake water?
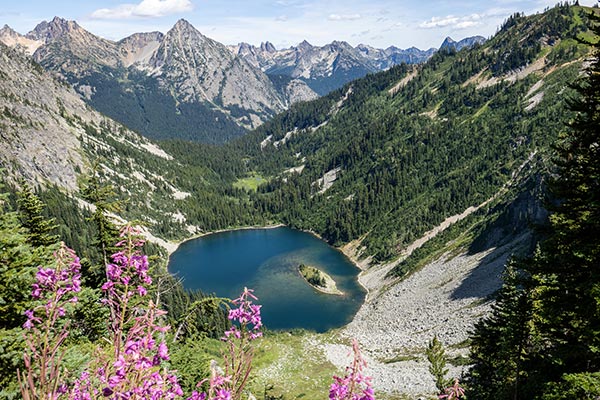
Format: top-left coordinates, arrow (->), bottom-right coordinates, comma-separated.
167,227 -> 366,332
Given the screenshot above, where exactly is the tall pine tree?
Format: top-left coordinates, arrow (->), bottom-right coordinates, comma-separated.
529,8 -> 600,385
467,9 -> 600,399
466,262 -> 536,399
16,184 -> 58,247
80,163 -> 121,286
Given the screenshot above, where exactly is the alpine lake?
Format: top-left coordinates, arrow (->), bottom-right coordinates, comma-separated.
167,227 -> 366,332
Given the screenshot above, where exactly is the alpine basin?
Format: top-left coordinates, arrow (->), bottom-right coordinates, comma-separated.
167,227 -> 366,332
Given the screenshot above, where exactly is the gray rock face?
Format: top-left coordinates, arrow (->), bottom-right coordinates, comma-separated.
283,79 -> 320,104
0,18 -> 317,133
0,42 -> 86,191
118,31 -> 164,68
440,35 -> 486,51
147,19 -> 287,128
231,40 -> 436,95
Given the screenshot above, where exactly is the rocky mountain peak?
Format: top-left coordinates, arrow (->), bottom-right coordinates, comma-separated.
171,18 -> 197,34
0,24 -> 18,37
440,35 -> 486,51
297,40 -> 313,51
27,17 -> 82,42
440,36 -> 457,49
147,18 -> 288,126
162,18 -> 211,48
261,41 -> 276,53
238,42 -> 254,53
329,40 -> 353,51
0,24 -> 44,55
356,43 -> 378,54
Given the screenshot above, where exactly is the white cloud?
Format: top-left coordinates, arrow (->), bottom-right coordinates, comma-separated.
328,13 -> 362,21
455,20 -> 480,29
419,13 -> 483,29
90,0 -> 193,20
419,15 -> 458,28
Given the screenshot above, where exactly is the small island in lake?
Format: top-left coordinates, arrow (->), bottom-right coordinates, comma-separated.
298,264 -> 343,296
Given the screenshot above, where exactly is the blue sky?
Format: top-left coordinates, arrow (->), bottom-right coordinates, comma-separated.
1,0 -> 598,49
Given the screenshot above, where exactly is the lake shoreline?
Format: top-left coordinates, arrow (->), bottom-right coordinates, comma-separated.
165,223 -> 286,256
167,224 -> 366,332
166,224 -> 371,300
297,228 -> 371,294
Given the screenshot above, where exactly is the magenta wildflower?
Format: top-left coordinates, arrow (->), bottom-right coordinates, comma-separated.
100,224 -> 155,360
215,288 -> 264,400
329,339 -> 375,400
24,245 -> 81,330
19,244 -> 81,400
438,379 -> 465,399
187,391 -> 207,400
214,388 -> 232,400
71,302 -> 183,400
224,287 -> 262,341
158,342 -> 169,360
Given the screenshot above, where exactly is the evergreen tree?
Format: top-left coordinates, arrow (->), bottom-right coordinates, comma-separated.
80,163 -> 121,286
426,335 -> 449,394
466,262 -> 535,399
16,184 -> 59,247
0,193 -> 38,329
528,8 -> 600,386
0,190 -> 56,394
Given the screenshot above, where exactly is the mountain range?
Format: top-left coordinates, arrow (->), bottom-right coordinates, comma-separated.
0,18 -> 315,143
229,39 -> 437,96
0,18 -> 482,143
0,3 -> 595,397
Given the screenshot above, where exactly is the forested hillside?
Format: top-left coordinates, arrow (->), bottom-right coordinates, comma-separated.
227,3 -> 593,264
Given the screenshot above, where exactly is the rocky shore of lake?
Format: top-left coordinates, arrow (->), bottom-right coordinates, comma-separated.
321,233 -> 531,397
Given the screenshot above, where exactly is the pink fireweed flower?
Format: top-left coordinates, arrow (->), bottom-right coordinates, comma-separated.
214,388 -> 232,400
137,285 -> 147,296
210,375 -> 232,387
187,391 -> 207,400
218,289 -> 262,400
329,339 -> 375,400
102,225 -> 152,302
438,379 -> 465,399
20,244 -> 81,400
158,342 -> 169,360
102,225 -> 154,348
71,302 -> 183,400
224,287 -> 263,342
23,244 -> 81,329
